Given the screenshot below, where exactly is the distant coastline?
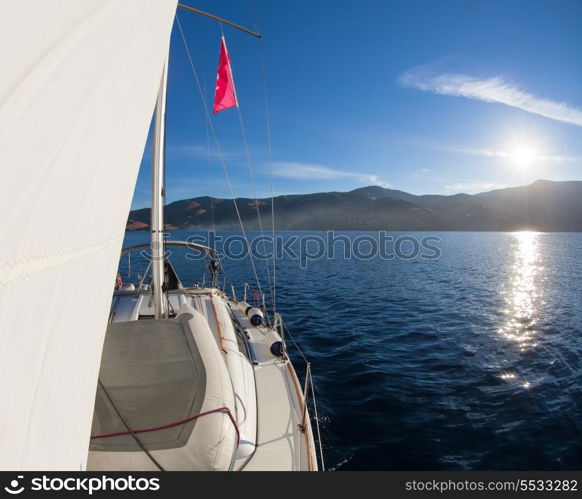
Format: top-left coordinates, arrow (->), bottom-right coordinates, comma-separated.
127,179 -> 582,232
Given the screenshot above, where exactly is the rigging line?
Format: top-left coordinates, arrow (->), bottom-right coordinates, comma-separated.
243,2 -> 276,314
240,0 -> 275,314
309,371 -> 326,471
176,15 -> 263,295
281,318 -> 325,469
203,75 -> 224,288
235,105 -> 274,309
241,0 -> 260,33
205,83 -> 216,234
217,17 -> 271,299
97,379 -> 165,471
256,36 -> 277,317
207,127 -> 216,233
280,319 -> 325,469
283,322 -> 309,365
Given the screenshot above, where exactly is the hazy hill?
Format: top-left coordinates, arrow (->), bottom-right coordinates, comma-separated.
127,180 -> 582,232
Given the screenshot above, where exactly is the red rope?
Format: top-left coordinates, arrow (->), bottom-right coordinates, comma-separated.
90,406 -> 240,446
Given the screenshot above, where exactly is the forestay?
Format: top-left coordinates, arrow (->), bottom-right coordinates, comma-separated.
0,0 -> 178,470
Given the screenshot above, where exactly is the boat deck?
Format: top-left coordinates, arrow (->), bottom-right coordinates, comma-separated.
106,287 -> 317,471
228,304 -> 316,471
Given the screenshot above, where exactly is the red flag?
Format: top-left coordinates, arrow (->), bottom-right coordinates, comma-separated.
213,36 -> 238,114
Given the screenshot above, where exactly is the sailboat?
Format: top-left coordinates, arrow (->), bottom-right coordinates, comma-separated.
0,1 -> 322,471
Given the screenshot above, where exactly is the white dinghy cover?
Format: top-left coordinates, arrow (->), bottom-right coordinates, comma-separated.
0,0 -> 177,470
87,306 -> 238,471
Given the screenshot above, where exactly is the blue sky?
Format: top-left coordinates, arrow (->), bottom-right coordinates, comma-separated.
131,0 -> 582,209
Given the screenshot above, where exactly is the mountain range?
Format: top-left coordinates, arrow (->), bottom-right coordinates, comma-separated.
127,179 -> 582,232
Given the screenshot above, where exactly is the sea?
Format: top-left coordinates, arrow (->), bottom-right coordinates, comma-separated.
120,230 -> 582,470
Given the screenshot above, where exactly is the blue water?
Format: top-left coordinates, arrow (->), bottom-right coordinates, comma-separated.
120,231 -> 582,470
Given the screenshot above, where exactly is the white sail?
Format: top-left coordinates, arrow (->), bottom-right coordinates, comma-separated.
0,0 -> 177,470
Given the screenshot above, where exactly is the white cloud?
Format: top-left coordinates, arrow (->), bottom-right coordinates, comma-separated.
359,174 -> 390,187
271,162 -> 390,187
425,143 -> 582,164
400,65 -> 582,127
169,144 -> 241,160
444,182 -> 506,194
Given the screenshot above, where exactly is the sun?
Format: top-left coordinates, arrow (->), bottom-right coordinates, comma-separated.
509,144 -> 538,169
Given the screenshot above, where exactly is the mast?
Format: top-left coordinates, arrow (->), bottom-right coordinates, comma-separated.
151,61 -> 169,319
148,9 -> 259,320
